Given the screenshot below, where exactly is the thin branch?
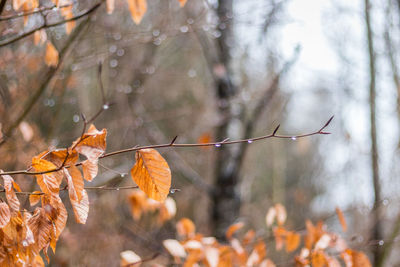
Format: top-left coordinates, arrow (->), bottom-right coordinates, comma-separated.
0,3 -> 73,21
0,2 -> 101,47
0,117 -> 333,177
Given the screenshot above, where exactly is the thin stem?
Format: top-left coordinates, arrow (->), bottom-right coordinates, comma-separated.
0,3 -> 73,21
0,116 -> 333,177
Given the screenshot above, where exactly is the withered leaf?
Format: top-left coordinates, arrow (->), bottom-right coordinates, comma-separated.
127,0 -> 147,24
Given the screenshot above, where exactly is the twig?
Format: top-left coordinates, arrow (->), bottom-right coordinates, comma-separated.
0,3 -> 73,21
0,117 -> 334,177
0,2 -> 102,47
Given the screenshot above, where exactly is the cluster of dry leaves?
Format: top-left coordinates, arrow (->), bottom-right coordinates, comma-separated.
8,0 -> 187,67
0,124 -> 174,265
121,204 -> 372,267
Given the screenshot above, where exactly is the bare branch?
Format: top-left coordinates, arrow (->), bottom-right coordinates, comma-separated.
0,3 -> 73,21
0,2 -> 101,47
0,117 -> 333,177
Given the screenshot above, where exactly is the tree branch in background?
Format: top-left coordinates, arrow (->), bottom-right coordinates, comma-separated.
0,0 -> 6,16
0,2 -> 101,47
364,0 -> 384,265
0,2 -> 73,21
0,14 -> 93,147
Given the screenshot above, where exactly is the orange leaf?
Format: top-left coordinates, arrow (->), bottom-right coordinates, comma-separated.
275,203 -> 287,225
335,207 -> 347,232
70,189 -> 89,224
107,0 -> 115,14
60,5 -> 75,34
29,191 -> 42,206
127,0 -> 147,24
32,155 -> 62,195
130,149 -> 171,202
1,174 -> 20,211
286,231 -> 300,252
45,41 -> 59,67
43,148 -> 79,167
128,190 -> 149,220
178,0 -> 187,7
64,166 -> 84,202
177,217 -> 196,238
341,249 -> 372,267
242,229 -> 256,246
0,202 -> 11,228
27,207 -> 55,253
226,222 -> 244,240
120,250 -> 142,267
265,206 -> 276,227
311,251 -> 327,267
163,239 -> 187,258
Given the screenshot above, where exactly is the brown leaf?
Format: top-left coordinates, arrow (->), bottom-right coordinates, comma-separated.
127,0 -> 147,24
275,203 -> 287,226
28,207 -> 54,253
120,250 -> 142,267
265,206 -> 276,227
43,148 -> 79,167
19,121 -> 34,142
32,155 -> 62,195
73,124 -> 107,181
176,217 -> 196,238
45,41 -> 59,67
130,149 -> 171,202
0,203 -> 11,228
128,190 -> 148,220
64,166 -> 84,202
341,249 -> 372,267
163,239 -> 187,258
285,231 -> 300,252
226,222 -> 244,240
242,229 -> 256,246
107,0 -> 115,14
60,5 -> 75,34
178,0 -> 187,7
1,174 -> 20,211
335,207 -> 347,232
70,189 -> 89,224
29,191 -> 42,206
311,251 -> 327,267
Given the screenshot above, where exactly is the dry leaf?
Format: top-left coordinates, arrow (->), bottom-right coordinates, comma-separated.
107,0 -> 115,14
176,218 -> 196,238
32,155 -> 63,195
265,207 -> 276,227
131,148 -> 171,202
286,231 -> 300,252
163,239 -> 187,258
0,203 -> 11,228
19,121 -> 34,142
226,222 -> 244,240
127,0 -> 147,24
275,203 -> 287,225
70,189 -> 89,224
45,42 -> 59,67
311,251 -> 327,267
2,174 -> 20,211
335,207 -> 347,232
120,250 -> 142,266
30,192 -> 42,206
178,0 -> 187,7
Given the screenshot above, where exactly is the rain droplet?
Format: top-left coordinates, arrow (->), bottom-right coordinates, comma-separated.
215,143 -> 221,147
152,29 -> 160,37
153,38 -> 162,46
120,173 -> 126,178
382,199 -> 389,206
109,45 -> 117,53
102,104 -> 109,110
73,115 -> 80,123
180,25 -> 189,33
113,32 -> 121,40
188,69 -> 196,78
117,49 -> 125,57
378,240 -> 384,246
291,136 -> 297,140
170,189 -> 176,194
187,18 -> 194,24
247,140 -> 253,144
110,59 -> 118,68
116,188 -> 120,191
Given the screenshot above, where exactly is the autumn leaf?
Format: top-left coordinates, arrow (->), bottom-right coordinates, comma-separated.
120,250 -> 142,267
70,189 -> 89,224
226,222 -> 244,240
127,0 -> 147,24
163,239 -> 187,258
130,148 -> 171,202
0,203 -> 11,228
178,0 -> 187,7
73,124 -> 107,181
285,231 -> 300,252
311,251 -> 327,267
176,217 -> 196,238
28,207 -> 55,253
335,207 -> 347,232
64,166 -> 84,202
275,203 -> 287,225
107,0 -> 115,14
341,249 -> 372,267
1,174 -> 20,211
29,192 -> 42,206
45,41 -> 59,67
32,154 -> 63,195
60,5 -> 75,34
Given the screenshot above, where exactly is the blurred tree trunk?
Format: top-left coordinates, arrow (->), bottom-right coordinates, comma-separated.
364,0 -> 383,265
212,0 -> 244,238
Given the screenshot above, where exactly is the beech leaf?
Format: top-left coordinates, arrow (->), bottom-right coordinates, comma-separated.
0,203 -> 11,228
70,189 -> 89,224
130,149 -> 171,202
1,174 -> 20,211
127,0 -> 147,24
45,41 -> 59,67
